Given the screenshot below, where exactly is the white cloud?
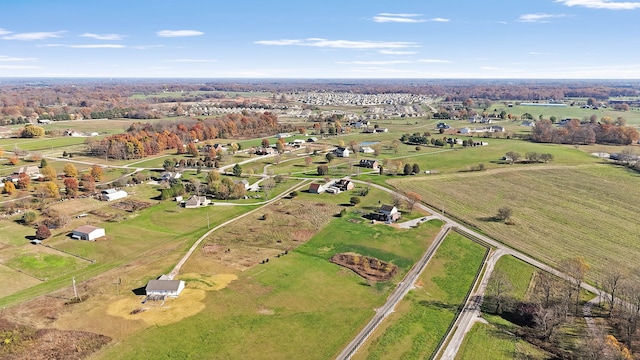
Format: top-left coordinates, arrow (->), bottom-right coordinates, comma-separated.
2,31 -> 64,40
418,59 -> 451,63
156,30 -> 204,37
379,50 -> 418,55
0,65 -> 40,69
481,66 -> 502,70
373,16 -> 426,23
80,33 -> 123,40
0,55 -> 36,61
529,51 -> 544,55
555,0 -> 640,9
166,59 -> 217,63
255,38 -> 419,49
518,13 -> 567,22
133,45 -> 165,50
337,60 -> 411,65
372,13 -> 449,23
40,44 -> 125,48
0,28 -> 11,36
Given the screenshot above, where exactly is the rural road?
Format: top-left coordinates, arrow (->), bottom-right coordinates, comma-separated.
437,248 -> 505,359
335,224 -> 452,360
345,180 -> 604,359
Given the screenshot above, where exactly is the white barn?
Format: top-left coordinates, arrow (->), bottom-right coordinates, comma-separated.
72,225 -> 105,241
145,277 -> 186,298
101,188 -> 128,201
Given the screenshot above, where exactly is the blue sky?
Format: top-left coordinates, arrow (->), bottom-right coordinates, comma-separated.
1,0 -> 639,78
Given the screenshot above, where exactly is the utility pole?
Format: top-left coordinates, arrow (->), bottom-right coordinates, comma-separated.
72,277 -> 78,300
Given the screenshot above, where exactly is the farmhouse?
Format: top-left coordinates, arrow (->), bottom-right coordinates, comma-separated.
333,147 -> 350,157
145,275 -> 185,299
334,178 -> 354,191
72,225 -> 106,241
371,205 -> 401,223
308,183 -> 326,194
15,166 -> 41,178
184,195 -> 211,208
359,159 -> 379,170
101,188 -> 128,201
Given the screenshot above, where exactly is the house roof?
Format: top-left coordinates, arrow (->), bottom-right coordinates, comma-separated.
308,183 -> 322,191
145,279 -> 183,292
73,225 -> 103,234
380,205 -> 396,212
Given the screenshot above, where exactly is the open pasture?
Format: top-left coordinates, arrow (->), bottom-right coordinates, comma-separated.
390,164 -> 640,284
353,231 -> 487,360
96,215 -> 443,360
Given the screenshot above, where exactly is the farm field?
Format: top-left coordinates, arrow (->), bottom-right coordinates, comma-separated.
94,212 -> 444,359
389,164 -> 640,284
353,231 -> 487,360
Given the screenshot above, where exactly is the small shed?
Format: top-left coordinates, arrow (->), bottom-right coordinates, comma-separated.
308,183 -> 325,194
145,277 -> 186,298
72,225 -> 105,241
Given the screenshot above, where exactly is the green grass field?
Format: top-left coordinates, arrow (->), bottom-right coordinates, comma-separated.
389,164 -> 640,285
96,217 -> 443,359
353,231 -> 487,360
456,322 -> 551,360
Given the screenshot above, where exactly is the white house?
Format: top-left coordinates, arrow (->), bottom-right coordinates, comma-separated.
360,146 -> 375,154
72,225 -> 105,241
184,195 -> 210,208
101,188 -> 128,201
459,127 -> 472,134
333,147 -> 350,157
145,276 -> 185,298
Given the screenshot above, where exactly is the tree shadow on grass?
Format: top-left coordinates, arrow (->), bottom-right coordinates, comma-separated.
477,216 -> 502,222
418,300 -> 460,312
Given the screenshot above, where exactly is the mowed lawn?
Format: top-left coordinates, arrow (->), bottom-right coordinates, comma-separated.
353,231 -> 487,360
390,164 -> 640,283
96,218 -> 444,360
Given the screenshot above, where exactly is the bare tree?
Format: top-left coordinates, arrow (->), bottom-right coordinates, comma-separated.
602,269 -> 626,317
486,269 -> 513,314
405,192 -> 421,214
560,257 -> 590,316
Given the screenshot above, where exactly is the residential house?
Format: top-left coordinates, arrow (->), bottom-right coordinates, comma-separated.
101,188 -> 128,201
275,133 -> 291,139
334,178 -> 354,191
307,137 -> 318,143
15,166 -> 41,178
372,205 -> 401,222
359,159 -> 379,170
489,126 -> 505,133
459,127 -> 472,135
184,195 -> 210,208
521,120 -> 536,127
145,275 -> 185,298
237,179 -> 250,190
72,225 -> 105,241
333,147 -> 350,157
308,183 -> 326,194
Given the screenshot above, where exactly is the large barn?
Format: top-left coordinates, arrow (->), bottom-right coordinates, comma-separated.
72,225 -> 105,241
101,188 -> 128,201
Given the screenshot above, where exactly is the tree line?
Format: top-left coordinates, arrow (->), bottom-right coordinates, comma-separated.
531,119 -> 639,145
84,112 -> 286,160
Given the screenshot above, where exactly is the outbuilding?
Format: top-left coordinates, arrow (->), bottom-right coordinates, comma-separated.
101,188 -> 128,201
72,225 -> 105,241
145,276 -> 186,298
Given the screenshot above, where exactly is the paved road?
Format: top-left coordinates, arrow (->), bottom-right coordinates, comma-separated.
335,224 -> 452,360
437,248 -> 505,359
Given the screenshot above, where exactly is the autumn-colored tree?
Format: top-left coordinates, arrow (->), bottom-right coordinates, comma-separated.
63,163 -> 78,178
3,181 -> 16,195
90,165 -> 104,182
261,138 -> 270,148
405,192 -> 421,213
0,146 -> 3,157
81,174 -> 96,193
35,224 -> 51,240
21,124 -> 45,138
41,165 -> 57,181
64,177 -> 79,197
9,157 -> 19,165
16,173 -> 30,189
304,156 -> 312,167
187,142 -> 199,157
